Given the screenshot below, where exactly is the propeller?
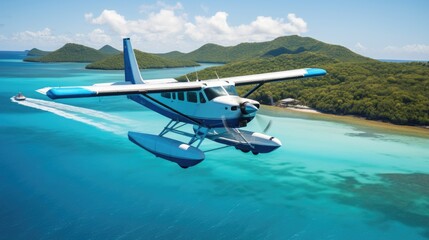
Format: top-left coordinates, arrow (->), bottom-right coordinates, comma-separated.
240,101 -> 258,115
221,115 -> 254,152
255,114 -> 273,133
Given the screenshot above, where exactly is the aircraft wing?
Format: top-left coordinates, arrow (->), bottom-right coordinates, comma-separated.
218,68 -> 326,86
37,81 -> 203,99
37,68 -> 326,100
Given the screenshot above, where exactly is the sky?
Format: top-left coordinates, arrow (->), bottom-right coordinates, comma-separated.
0,0 -> 428,60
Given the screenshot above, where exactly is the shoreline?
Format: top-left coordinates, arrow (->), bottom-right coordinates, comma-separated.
261,105 -> 429,138
284,106 -> 321,114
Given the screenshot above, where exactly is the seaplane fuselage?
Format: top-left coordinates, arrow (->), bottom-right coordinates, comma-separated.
129,79 -> 260,128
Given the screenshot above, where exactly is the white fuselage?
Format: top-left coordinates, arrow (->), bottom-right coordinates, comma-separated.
134,79 -> 260,128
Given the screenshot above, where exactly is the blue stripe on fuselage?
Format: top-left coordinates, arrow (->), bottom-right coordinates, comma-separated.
128,94 -> 251,128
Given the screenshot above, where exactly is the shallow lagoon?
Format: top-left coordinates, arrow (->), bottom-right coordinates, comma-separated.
1,52 -> 428,239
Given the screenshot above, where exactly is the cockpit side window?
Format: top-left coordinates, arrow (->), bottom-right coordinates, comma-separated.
199,92 -> 206,103
223,85 -> 238,96
204,86 -> 228,101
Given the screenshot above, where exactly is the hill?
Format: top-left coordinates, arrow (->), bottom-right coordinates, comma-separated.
24,43 -> 108,62
26,48 -> 50,57
180,35 -> 371,63
86,50 -> 199,70
180,52 -> 429,126
98,45 -> 121,55
156,51 -> 187,59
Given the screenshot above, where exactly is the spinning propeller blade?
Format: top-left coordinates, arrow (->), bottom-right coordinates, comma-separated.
255,115 -> 273,133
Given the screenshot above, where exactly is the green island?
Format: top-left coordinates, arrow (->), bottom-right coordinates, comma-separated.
24,43 -> 109,62
176,36 -> 429,126
24,43 -> 199,69
26,48 -> 51,57
86,50 -> 199,70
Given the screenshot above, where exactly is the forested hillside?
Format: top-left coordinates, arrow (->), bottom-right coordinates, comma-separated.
26,48 -> 50,57
98,45 -> 121,55
86,50 -> 199,70
179,35 -> 371,63
23,43 -> 199,69
180,53 -> 429,126
24,43 -> 108,62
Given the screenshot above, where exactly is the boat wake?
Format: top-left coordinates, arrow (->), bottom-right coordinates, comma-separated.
11,97 -> 135,135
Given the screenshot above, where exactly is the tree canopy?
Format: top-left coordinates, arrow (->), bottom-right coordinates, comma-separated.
179,53 -> 429,126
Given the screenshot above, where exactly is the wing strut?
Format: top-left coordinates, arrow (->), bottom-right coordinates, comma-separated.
243,83 -> 265,98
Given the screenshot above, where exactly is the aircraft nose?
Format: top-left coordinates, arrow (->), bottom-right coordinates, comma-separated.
240,102 -> 258,114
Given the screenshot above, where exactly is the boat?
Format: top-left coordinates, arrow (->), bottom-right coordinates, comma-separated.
14,92 -> 26,101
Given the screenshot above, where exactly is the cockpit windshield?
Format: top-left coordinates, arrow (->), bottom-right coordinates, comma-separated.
204,86 -> 228,101
223,85 -> 238,96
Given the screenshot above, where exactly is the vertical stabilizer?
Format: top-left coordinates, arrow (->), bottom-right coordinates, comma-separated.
123,38 -> 144,84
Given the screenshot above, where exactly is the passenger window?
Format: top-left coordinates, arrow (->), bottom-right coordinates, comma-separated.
178,92 -> 184,101
172,92 -> 176,100
161,92 -> 171,99
187,91 -> 198,103
199,92 -> 206,103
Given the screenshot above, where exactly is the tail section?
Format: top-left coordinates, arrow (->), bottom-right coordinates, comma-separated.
123,38 -> 144,84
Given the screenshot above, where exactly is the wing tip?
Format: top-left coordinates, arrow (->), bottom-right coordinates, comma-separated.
37,87 -> 96,99
36,87 -> 51,95
304,68 -> 327,77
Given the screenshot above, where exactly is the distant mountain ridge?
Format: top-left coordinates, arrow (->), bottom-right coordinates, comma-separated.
98,45 -> 121,55
26,48 -> 51,57
176,35 -> 371,63
23,43 -> 198,69
23,35 -> 371,68
86,50 -> 199,70
24,43 -> 108,63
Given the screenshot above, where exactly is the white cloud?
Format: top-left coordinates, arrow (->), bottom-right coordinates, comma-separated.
87,9 -> 186,39
84,13 -> 94,21
13,28 -> 54,41
140,1 -> 183,13
353,42 -> 368,55
185,12 -> 233,41
88,28 -> 112,44
88,10 -> 129,36
3,27 -> 114,50
355,42 -> 367,51
86,6 -> 307,51
184,12 -> 307,44
383,44 -> 429,60
385,44 -> 429,54
286,13 -> 307,34
4,3 -> 308,52
11,28 -> 73,48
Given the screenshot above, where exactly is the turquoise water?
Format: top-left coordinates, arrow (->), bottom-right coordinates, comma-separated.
1,52 -> 429,239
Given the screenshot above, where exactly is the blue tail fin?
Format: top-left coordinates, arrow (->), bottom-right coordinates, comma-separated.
123,38 -> 144,84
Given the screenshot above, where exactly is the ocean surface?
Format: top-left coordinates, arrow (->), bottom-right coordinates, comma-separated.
1,51 -> 428,240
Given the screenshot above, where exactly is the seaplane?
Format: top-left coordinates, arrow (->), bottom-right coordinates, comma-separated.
37,38 -> 326,168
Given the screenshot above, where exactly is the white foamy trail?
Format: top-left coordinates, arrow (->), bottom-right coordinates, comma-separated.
11,97 -> 130,135
26,98 -> 132,124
